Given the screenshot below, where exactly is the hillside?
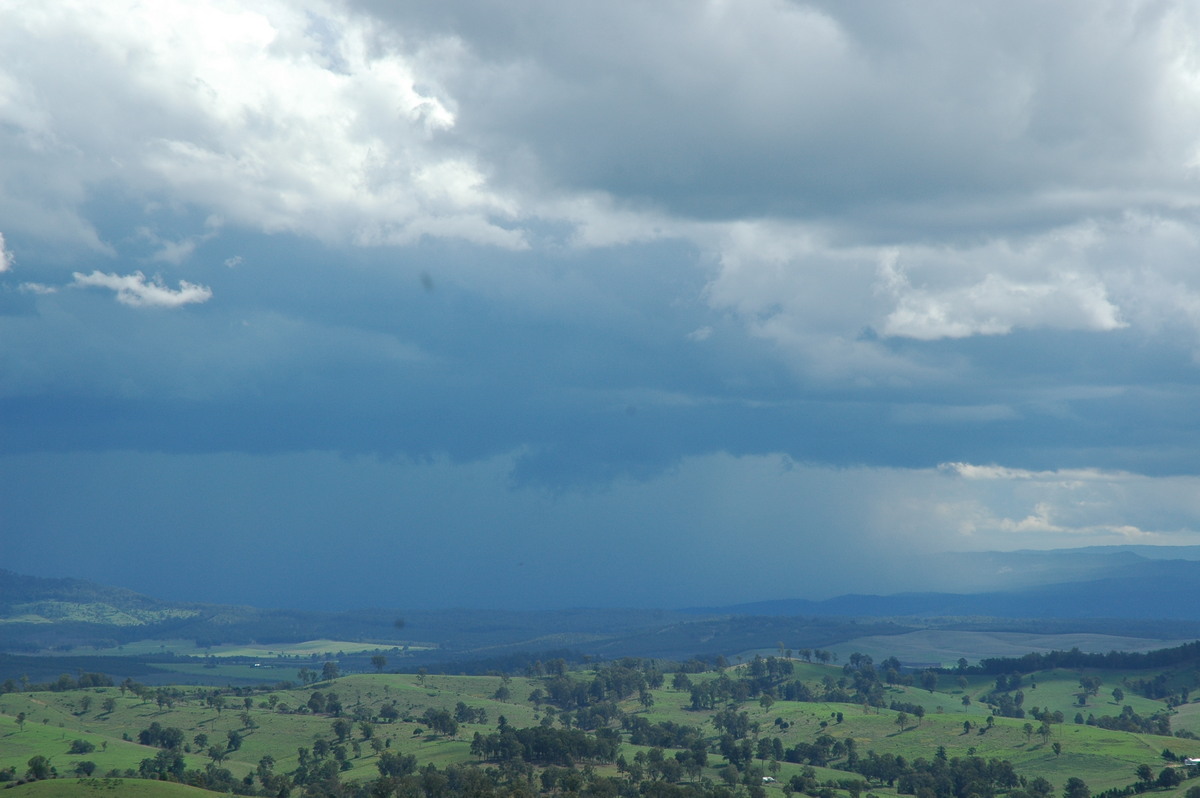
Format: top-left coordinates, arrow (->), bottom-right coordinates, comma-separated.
5,653 -> 1200,798
7,551 -> 1200,683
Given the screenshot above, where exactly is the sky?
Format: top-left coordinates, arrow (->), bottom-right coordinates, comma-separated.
5,0 -> 1200,611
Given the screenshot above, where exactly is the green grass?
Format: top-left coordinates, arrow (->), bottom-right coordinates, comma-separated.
2,663 -> 1199,796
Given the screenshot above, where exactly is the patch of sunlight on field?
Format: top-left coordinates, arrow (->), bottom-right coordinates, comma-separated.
81,638 -> 434,658
827,631 -> 1196,667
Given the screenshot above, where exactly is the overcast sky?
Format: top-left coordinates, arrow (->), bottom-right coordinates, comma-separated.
5,0 -> 1200,610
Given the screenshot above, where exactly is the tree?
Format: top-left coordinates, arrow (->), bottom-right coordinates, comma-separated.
26,755 -> 52,781
371,655 -> 387,673
321,661 -> 340,681
1157,768 -> 1183,789
1064,777 -> 1090,798
1113,687 -> 1125,703
1024,778 -> 1053,798
1052,742 -> 1062,757
1024,722 -> 1034,742
895,712 -> 908,732
16,712 -> 25,731
102,697 -> 116,714
75,761 -> 96,777
1137,764 -> 1154,784
68,739 -> 96,754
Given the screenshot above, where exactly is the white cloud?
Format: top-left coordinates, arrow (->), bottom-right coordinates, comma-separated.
875,234 -> 1128,340
71,270 -> 213,308
18,282 -> 56,295
0,0 -> 523,251
918,462 -> 1200,548
941,462 -> 1134,482
0,232 -> 13,272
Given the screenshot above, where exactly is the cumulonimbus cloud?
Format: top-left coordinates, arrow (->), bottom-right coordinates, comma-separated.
71,270 -> 213,308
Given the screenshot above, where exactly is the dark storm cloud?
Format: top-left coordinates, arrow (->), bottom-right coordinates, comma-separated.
4,1 -> 1200,609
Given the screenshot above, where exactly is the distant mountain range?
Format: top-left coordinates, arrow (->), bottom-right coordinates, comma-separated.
688,546 -> 1200,619
4,545 -> 1200,666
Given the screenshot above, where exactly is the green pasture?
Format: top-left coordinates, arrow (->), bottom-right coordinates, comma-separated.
0,673 -> 539,782
1,662 -> 1199,795
1169,700 -> 1200,736
615,668 -> 1199,791
1001,668 -> 1166,717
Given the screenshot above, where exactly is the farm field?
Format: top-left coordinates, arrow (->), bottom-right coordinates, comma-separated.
4,650 -> 1200,798
824,632 -> 1200,668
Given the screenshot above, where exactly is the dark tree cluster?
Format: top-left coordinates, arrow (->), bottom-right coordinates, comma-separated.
422,707 -> 459,737
1084,706 -> 1172,736
973,642 -> 1200,676
784,735 -> 848,768
136,721 -> 185,750
455,701 -> 489,725
470,725 -> 621,766
690,655 -> 889,711
540,659 -> 661,712
623,717 -> 705,749
0,670 -> 114,693
305,690 -> 344,716
894,755 -> 1019,798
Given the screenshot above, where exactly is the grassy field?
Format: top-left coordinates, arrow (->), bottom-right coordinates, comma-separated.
2,661 -> 1199,796
826,631 -> 1199,668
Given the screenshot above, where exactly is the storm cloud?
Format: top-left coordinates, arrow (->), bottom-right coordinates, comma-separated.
4,0 -> 1200,609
